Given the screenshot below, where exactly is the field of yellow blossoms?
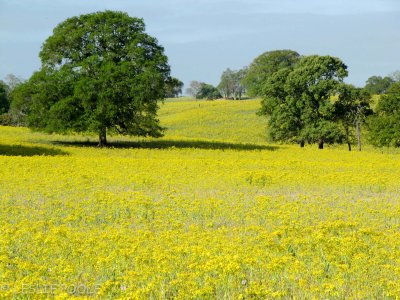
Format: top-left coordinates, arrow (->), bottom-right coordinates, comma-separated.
1,99 -> 400,298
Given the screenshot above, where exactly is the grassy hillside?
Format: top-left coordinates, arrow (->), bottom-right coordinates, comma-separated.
1,99 -> 400,298
159,98 -> 267,144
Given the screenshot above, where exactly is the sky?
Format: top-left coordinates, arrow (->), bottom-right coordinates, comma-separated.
0,0 -> 399,90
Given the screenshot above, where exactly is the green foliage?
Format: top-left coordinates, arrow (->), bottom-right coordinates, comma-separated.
0,113 -> 13,126
243,50 -> 300,97
390,70 -> 400,82
2,75 -> 26,125
334,84 -> 372,150
364,75 -> 394,95
259,68 -> 301,142
368,82 -> 400,147
23,11 -> 170,145
300,121 -> 343,146
260,55 -> 348,148
0,81 -> 9,115
217,68 -> 247,100
165,77 -> 184,98
195,83 -> 221,100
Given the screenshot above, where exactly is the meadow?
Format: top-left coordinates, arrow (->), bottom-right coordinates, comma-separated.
1,98 -> 400,299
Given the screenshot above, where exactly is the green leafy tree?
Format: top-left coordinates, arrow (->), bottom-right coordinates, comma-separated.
25,11 -> 171,146
196,83 -> 221,100
243,49 -> 300,97
364,76 -> 394,95
0,81 -> 9,115
335,84 -> 372,151
260,68 -> 303,143
218,68 -> 247,100
8,83 -> 32,125
368,82 -> 400,147
165,77 -> 183,98
260,55 -> 348,149
288,55 -> 348,149
218,68 -> 234,99
1,75 -> 25,125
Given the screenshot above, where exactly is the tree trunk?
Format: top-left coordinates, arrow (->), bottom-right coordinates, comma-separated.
98,127 -> 107,147
318,140 -> 324,149
300,140 -> 305,148
356,121 -> 362,151
347,142 -> 352,151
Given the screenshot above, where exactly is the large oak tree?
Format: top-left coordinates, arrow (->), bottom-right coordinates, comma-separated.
261,55 -> 348,149
25,11 -> 171,146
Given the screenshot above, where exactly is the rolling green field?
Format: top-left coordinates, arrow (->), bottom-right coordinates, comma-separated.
1,98 -> 400,299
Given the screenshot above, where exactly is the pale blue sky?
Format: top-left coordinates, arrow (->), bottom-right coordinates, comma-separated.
0,0 -> 399,89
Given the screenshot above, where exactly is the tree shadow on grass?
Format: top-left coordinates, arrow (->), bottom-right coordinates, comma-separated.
0,144 -> 68,157
52,139 -> 280,151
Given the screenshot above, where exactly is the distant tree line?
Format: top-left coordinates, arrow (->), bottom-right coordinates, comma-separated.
185,49 -> 400,149
186,81 -> 221,100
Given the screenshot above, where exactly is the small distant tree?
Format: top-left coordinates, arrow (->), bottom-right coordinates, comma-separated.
5,74 -> 24,91
0,74 -> 26,125
22,11 -> 171,146
186,81 -> 202,98
243,49 -> 300,97
8,73 -> 41,125
196,83 -> 221,100
218,68 -> 234,99
165,77 -> 183,98
218,68 -> 247,100
335,84 -> 372,151
368,82 -> 400,147
390,70 -> 400,82
364,75 -> 394,95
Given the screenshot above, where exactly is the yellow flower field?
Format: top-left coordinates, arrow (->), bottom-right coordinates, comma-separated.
1,99 -> 400,298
